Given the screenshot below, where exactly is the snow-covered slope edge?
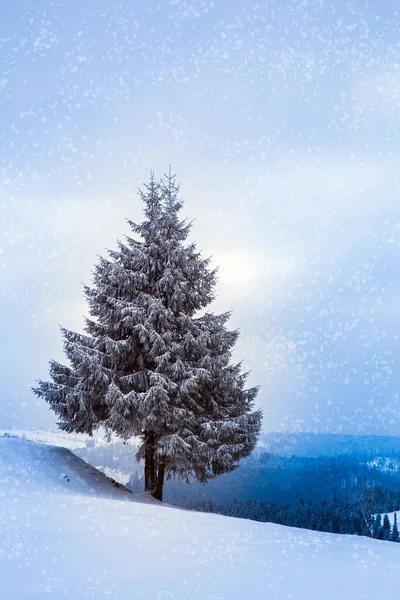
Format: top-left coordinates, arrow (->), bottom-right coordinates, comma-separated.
1,437 -> 400,600
0,436 -> 136,500
0,427 -> 138,450
0,428 -> 142,486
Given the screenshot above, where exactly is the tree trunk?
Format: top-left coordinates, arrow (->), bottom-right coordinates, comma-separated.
144,431 -> 156,494
152,459 -> 166,502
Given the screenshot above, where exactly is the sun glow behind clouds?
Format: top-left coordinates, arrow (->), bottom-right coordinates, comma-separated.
216,250 -> 259,287
214,249 -> 295,290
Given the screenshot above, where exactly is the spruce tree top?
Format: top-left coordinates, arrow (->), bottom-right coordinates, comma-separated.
33,171 -> 262,487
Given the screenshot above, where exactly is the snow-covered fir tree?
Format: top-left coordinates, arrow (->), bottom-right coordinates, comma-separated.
372,514 -> 382,539
381,513 -> 391,541
33,172 -> 262,500
391,513 -> 399,543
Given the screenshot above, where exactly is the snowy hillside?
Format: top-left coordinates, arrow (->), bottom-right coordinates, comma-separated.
0,435 -> 134,499
1,435 -> 400,599
386,510 -> 400,527
368,456 -> 400,473
0,428 -> 141,485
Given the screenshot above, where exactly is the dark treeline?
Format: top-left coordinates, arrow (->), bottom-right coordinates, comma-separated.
178,489 -> 400,542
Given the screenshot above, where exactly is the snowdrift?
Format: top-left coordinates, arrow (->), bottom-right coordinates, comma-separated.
1,435 -> 400,600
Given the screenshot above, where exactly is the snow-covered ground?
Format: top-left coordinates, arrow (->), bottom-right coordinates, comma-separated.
367,456 -> 400,473
385,510 -> 400,526
1,434 -> 400,599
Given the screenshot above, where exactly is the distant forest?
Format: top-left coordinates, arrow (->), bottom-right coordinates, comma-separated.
128,436 -> 400,542
179,493 -> 400,542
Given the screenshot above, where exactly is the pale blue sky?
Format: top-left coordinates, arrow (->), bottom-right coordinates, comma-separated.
1,0 -> 400,434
